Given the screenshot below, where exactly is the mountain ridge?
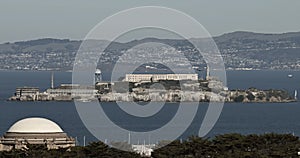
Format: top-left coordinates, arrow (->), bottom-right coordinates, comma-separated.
0,31 -> 299,70
2,30 -> 300,45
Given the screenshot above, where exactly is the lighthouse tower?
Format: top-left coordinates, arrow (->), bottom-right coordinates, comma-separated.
95,69 -> 102,84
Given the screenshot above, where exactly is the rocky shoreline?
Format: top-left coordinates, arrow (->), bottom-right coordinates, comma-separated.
97,89 -> 295,103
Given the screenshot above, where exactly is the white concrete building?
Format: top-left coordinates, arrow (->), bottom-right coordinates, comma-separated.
132,144 -> 155,157
125,74 -> 198,82
15,87 -> 39,97
46,84 -> 97,100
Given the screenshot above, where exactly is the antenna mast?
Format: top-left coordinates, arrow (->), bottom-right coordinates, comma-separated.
51,72 -> 54,89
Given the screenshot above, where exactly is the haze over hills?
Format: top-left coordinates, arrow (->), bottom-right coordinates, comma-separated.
0,31 -> 299,71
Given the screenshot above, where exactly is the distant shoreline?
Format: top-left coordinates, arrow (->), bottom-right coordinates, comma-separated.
1,69 -> 300,73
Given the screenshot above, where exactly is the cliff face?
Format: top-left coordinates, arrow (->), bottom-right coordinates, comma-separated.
226,89 -> 293,103
98,91 -> 223,102
97,88 -> 293,103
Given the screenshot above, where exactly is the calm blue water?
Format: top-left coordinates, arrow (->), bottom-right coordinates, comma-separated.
0,70 -> 300,145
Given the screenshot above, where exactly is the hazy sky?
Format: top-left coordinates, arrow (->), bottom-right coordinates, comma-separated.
0,0 -> 300,43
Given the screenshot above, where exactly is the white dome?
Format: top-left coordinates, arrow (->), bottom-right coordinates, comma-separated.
95,69 -> 102,74
7,117 -> 64,133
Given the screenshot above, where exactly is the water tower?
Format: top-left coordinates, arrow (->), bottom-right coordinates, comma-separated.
95,69 -> 102,83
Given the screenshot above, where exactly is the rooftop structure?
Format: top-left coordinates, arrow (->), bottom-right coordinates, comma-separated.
132,144 -> 155,157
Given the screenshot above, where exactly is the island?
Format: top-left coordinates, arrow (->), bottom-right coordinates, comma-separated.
8,73 -> 295,103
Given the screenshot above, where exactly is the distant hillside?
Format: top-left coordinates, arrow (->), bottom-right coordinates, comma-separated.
215,31 -> 300,42
0,38 -> 81,53
0,31 -> 299,71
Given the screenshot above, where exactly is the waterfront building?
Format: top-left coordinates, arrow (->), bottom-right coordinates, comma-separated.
46,84 -> 97,100
125,74 -> 198,82
15,87 -> 39,98
10,87 -> 40,101
0,117 -> 75,151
